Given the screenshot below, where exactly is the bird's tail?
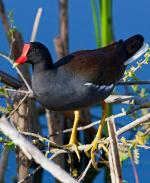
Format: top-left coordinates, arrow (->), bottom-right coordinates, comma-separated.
124,34 -> 149,65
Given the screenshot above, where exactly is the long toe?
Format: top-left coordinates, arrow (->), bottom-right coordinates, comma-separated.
64,143 -> 80,162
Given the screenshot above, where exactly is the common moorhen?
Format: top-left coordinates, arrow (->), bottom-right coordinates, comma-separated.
13,34 -> 148,168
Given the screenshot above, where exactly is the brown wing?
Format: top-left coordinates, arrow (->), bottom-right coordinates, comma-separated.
55,40 -> 126,85
54,35 -> 144,85
66,51 -> 126,85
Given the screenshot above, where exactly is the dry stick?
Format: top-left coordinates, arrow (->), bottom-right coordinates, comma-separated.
6,93 -> 30,119
0,147 -> 9,183
77,160 -> 92,182
116,113 -> 150,137
130,153 -> 139,183
4,88 -> 31,94
30,8 -> 43,42
107,118 -> 122,183
0,117 -> 77,183
117,80 -> 150,85
105,94 -> 148,105
18,150 -> 69,183
108,148 -> 116,183
19,131 -> 67,150
118,142 -> 150,150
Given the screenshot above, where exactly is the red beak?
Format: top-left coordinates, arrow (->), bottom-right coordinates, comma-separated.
13,44 -> 30,68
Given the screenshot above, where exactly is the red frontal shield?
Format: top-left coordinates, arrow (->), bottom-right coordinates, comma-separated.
15,44 -> 30,64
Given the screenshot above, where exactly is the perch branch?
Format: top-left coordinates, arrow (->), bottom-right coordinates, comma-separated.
0,116 -> 77,183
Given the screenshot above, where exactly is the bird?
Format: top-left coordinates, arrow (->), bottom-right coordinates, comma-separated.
13,34 -> 148,168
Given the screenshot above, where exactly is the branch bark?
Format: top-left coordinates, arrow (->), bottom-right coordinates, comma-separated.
107,118 -> 122,183
0,147 -> 9,183
0,117 -> 77,183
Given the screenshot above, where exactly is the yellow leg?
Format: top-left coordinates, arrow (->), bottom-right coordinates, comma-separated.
85,101 -> 108,169
64,110 -> 80,161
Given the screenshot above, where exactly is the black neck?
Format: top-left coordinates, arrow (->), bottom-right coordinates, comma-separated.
32,58 -> 53,73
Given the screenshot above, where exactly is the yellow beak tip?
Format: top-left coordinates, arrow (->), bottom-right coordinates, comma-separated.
13,63 -> 19,68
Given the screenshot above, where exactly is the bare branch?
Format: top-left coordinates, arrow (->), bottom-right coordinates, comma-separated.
0,116 -> 78,183
0,146 -> 9,183
130,154 -> 139,183
7,93 -> 30,119
107,118 -> 122,183
77,160 -> 92,182
30,8 -> 43,42
105,95 -> 147,105
117,80 -> 150,85
116,113 -> 150,137
59,0 -> 68,55
18,150 -> 68,183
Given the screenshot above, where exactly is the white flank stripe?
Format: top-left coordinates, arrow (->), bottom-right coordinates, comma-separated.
84,82 -> 93,86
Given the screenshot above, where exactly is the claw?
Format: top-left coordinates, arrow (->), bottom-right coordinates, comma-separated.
84,101 -> 108,169
85,138 -> 100,170
84,144 -> 92,157
64,143 -> 80,161
85,138 -> 108,170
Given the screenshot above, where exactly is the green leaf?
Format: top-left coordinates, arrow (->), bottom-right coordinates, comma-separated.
120,151 -> 129,162
0,136 -> 3,142
6,141 -> 15,150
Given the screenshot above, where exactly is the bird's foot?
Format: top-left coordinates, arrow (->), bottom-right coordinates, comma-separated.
85,138 -> 108,170
64,141 -> 81,162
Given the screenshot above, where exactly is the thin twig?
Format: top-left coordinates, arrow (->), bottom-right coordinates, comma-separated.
4,88 -> 31,94
6,93 -> 30,119
117,80 -> 150,85
30,8 -> 43,42
130,154 -> 139,183
118,142 -> 150,150
19,131 -> 66,150
77,159 -> 92,182
116,113 -> 150,137
105,94 -> 148,105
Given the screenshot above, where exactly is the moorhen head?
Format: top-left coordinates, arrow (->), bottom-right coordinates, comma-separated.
13,34 -> 148,111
